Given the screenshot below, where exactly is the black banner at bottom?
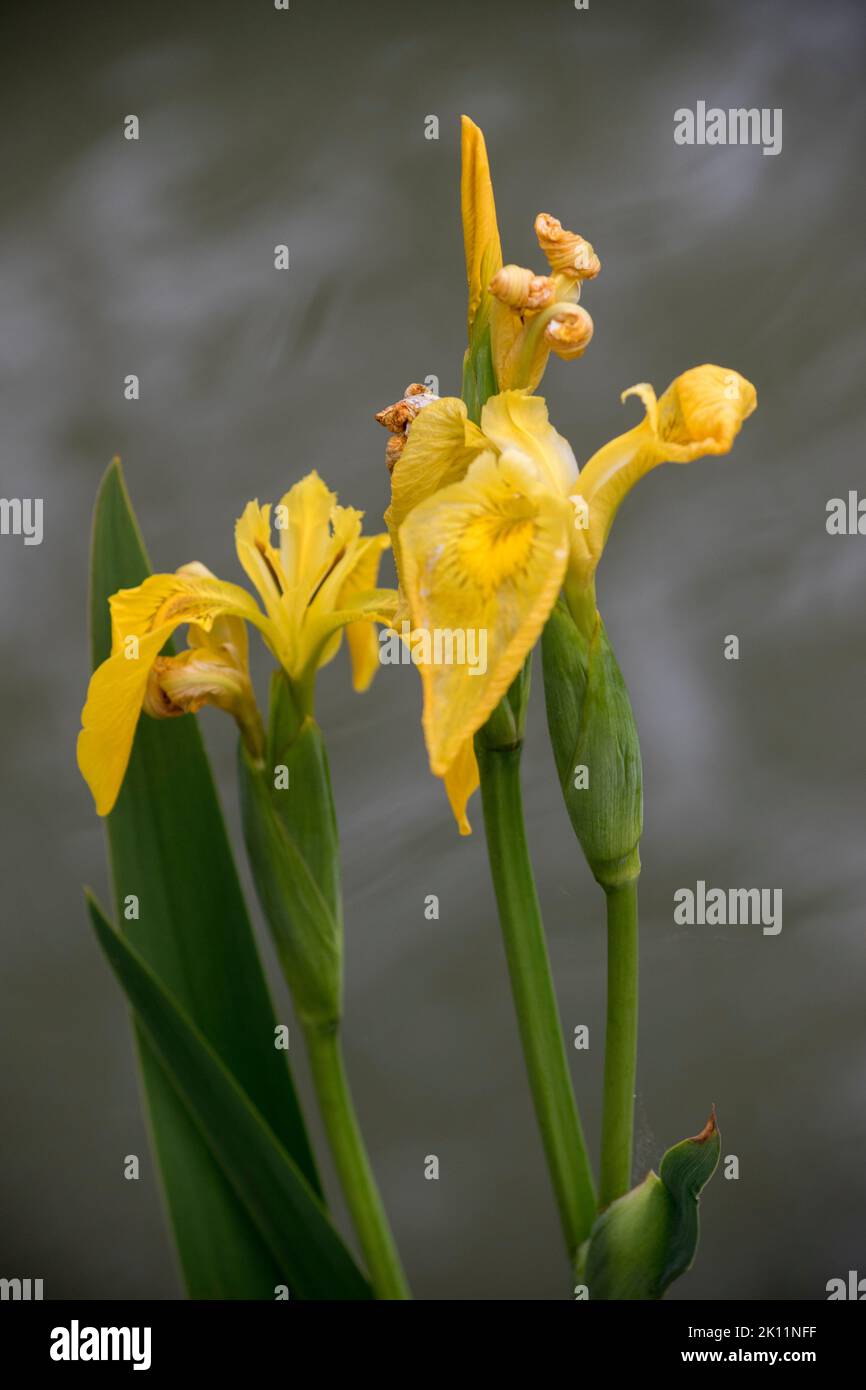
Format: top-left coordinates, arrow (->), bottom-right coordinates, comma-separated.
0,1300 -> 859,1374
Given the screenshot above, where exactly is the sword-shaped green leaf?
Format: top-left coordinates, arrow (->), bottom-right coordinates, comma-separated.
87,896 -> 371,1300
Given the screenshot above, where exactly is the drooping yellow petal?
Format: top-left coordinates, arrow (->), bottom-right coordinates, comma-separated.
570,365 -> 757,588
180,561 -> 250,666
461,116 -> 503,336
79,570 -> 267,816
443,738 -> 480,836
109,570 -> 268,651
385,396 -> 487,581
480,390 -> 578,495
335,534 -> 392,692
78,624 -> 177,816
399,452 -> 572,775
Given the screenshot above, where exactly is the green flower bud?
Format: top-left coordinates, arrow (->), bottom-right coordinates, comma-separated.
542,597 -> 642,891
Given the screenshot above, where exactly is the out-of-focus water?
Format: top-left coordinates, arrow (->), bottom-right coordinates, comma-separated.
1,0 -> 864,1298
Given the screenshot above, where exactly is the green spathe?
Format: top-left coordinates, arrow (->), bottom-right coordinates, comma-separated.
577,1111 -> 721,1300
542,597 -> 643,890
239,671 -> 342,1031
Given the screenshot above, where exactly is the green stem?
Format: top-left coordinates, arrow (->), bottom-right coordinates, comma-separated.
305,1025 -> 410,1300
476,741 -> 597,1258
599,880 -> 639,1207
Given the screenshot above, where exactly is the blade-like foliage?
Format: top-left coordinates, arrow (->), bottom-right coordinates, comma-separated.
88,897 -> 371,1300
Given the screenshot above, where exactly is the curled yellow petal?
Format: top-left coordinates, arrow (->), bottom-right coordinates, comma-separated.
143,646 -> 263,759
570,364 -> 757,588
461,116 -> 503,336
399,452 -> 572,776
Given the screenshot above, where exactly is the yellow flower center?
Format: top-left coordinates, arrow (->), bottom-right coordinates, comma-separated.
458,507 -> 537,590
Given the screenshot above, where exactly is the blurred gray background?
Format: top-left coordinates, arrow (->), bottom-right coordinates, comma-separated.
1,0 -> 864,1300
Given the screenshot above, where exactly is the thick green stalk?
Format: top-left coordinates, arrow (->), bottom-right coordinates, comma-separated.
305,1026 -> 409,1300
599,880 -> 639,1207
476,739 -> 597,1258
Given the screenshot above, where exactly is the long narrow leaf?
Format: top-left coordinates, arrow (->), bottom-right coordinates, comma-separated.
87,895 -> 371,1301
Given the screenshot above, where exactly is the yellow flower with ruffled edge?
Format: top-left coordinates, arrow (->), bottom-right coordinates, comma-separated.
386,366 -> 756,834
77,471 -> 396,816
461,116 -> 599,413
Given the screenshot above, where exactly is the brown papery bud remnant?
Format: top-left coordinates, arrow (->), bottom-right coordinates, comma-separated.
489,264 -> 556,311
544,303 -> 594,359
535,213 -> 601,281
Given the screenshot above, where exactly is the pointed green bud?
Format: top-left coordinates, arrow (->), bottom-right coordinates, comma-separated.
576,1109 -> 721,1300
542,597 -> 642,891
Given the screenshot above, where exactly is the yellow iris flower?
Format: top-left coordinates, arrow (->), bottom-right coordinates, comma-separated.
78,471 -> 395,816
388,368 -> 756,834
378,118 -> 757,834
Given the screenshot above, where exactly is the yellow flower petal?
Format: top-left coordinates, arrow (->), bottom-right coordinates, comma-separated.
78,624 -> 176,816
339,534 -> 392,692
79,570 -> 267,816
179,561 -> 249,666
571,364 -> 757,587
385,396 -> 487,581
480,390 -> 578,495
276,471 -> 339,603
443,739 -> 480,836
461,116 -> 503,337
109,570 -> 267,649
234,500 -> 289,643
400,452 -> 572,775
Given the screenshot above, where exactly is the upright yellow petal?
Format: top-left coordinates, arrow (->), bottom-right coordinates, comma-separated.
276,471 -> 339,602
461,116 -> 503,336
480,391 -> 578,495
235,502 -> 288,639
443,738 -> 480,836
400,452 -> 572,775
570,365 -> 757,587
